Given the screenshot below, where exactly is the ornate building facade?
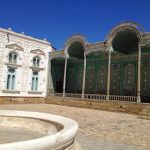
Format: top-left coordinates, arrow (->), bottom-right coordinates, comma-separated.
0,21 -> 149,103
0,27 -> 53,97
49,22 -> 150,103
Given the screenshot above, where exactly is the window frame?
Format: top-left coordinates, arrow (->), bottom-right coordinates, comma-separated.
31,71 -> 39,91
33,56 -> 40,67
6,68 -> 16,90
8,52 -> 18,64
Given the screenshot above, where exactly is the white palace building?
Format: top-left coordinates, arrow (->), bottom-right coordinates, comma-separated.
0,21 -> 150,103
0,27 -> 53,97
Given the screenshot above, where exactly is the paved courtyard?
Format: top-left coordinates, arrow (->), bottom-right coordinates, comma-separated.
0,104 -> 149,150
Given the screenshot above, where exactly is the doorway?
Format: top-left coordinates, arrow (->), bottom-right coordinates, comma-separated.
56,81 -> 63,93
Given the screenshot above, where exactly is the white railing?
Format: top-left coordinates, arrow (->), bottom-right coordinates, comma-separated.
53,93 -> 137,103
84,94 -> 106,100
109,95 -> 137,103
65,93 -> 82,98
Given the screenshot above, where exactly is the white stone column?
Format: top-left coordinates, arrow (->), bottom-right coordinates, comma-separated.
106,48 -> 112,100
137,45 -> 141,103
63,57 -> 68,97
46,58 -> 50,97
47,58 -> 54,96
82,53 -> 87,99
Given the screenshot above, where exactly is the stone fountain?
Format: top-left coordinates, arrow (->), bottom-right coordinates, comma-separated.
0,110 -> 78,150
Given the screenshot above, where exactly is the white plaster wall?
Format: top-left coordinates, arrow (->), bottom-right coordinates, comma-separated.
0,30 -> 52,97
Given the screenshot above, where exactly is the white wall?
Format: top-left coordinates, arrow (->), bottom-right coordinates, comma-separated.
0,29 -> 52,97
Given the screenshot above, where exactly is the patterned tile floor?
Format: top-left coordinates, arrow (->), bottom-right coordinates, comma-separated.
0,104 -> 149,150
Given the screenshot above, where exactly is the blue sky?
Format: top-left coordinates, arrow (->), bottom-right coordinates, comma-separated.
0,0 -> 149,49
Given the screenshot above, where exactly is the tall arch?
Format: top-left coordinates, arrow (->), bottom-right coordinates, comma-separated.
106,22 -> 144,48
64,35 -> 87,94
106,22 -> 144,97
64,34 -> 87,58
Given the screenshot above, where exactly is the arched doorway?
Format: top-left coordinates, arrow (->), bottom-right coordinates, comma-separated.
107,22 -> 142,96
65,36 -> 85,94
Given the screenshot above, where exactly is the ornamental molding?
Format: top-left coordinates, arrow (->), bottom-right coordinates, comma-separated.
65,34 -> 87,46
106,22 -> 144,46
29,66 -> 44,71
2,89 -> 20,94
30,49 -> 45,56
87,42 -> 106,49
111,53 -> 150,61
5,43 -> 23,51
49,51 -> 65,59
5,62 -> 22,68
64,34 -> 87,53
0,27 -> 51,46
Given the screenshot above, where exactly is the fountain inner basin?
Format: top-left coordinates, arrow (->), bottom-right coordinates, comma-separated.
0,116 -> 59,144
0,110 -> 78,150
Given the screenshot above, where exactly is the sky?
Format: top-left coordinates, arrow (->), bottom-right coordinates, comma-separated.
0,0 -> 149,49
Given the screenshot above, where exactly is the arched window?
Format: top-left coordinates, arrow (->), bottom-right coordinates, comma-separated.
9,52 -> 17,64
6,68 -> 16,90
33,57 -> 40,67
31,71 -> 39,91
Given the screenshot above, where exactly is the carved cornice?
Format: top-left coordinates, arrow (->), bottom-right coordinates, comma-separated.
0,27 -> 51,46
5,62 -> 22,68
50,50 -> 65,59
29,66 -> 44,71
30,49 -> 45,56
87,42 -> 105,48
5,43 -> 23,51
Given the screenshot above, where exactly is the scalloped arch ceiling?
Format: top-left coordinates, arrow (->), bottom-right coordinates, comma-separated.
112,29 -> 139,54
68,41 -> 84,59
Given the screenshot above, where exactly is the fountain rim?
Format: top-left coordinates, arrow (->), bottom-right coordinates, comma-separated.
0,110 -> 78,150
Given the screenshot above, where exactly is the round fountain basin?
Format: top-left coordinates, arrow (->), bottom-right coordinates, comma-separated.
0,110 -> 78,150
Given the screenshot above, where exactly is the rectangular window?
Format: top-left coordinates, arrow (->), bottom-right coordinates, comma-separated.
9,52 -> 17,64
31,71 -> 39,91
33,57 -> 40,67
6,68 -> 16,90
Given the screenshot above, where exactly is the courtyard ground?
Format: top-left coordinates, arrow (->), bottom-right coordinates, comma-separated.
0,104 -> 149,150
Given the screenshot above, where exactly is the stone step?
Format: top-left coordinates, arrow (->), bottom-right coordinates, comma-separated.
138,108 -> 150,117
142,109 -> 150,113
138,115 -> 150,120
138,113 -> 150,119
139,112 -> 150,116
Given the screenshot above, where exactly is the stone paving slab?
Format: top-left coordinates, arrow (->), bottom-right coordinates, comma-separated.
0,104 -> 149,150
77,132 -> 146,150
